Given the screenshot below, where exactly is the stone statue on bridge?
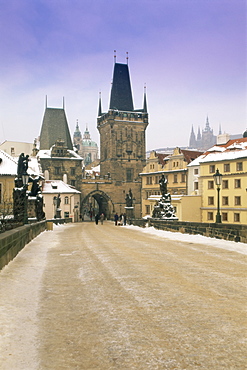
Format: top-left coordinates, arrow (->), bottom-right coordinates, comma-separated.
125,189 -> 133,208
159,174 -> 167,197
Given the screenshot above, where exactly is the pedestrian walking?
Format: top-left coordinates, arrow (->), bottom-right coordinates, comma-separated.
95,213 -> 99,225
114,213 -> 119,226
123,213 -> 127,225
100,213 -> 104,225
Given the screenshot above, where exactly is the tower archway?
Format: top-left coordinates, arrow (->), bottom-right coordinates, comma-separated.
81,190 -> 114,220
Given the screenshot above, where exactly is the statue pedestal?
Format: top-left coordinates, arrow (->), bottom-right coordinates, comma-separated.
125,206 -> 134,219
56,209 -> 61,218
152,193 -> 178,220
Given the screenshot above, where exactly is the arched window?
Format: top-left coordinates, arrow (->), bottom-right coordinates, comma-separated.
64,196 -> 69,204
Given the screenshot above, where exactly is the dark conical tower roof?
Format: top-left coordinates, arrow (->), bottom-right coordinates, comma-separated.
109,63 -> 134,111
40,107 -> 73,150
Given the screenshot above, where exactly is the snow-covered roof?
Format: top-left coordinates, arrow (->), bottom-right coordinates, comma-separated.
37,149 -> 51,159
200,148 -> 247,163
188,138 -> 247,166
38,148 -> 83,160
0,150 -> 18,176
42,180 -> 81,194
0,151 -> 40,177
85,164 -> 100,174
207,146 -> 225,152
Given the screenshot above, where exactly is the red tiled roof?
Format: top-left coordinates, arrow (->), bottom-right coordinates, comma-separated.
156,153 -> 169,166
181,149 -> 204,163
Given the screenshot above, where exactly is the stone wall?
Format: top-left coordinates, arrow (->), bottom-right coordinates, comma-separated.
129,219 -> 247,244
0,218 -> 72,270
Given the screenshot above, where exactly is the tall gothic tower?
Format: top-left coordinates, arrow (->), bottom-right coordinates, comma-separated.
97,62 -> 148,182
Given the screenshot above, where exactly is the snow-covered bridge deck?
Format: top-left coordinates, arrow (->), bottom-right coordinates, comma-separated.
0,222 -> 246,369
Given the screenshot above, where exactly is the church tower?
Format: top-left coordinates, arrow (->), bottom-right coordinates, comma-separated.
97,61 -> 148,182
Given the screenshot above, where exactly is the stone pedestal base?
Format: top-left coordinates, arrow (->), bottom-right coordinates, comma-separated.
125,207 -> 134,219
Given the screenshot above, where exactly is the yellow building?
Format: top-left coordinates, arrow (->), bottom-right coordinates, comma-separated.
199,137 -> 247,224
0,150 -> 19,217
140,148 -> 202,218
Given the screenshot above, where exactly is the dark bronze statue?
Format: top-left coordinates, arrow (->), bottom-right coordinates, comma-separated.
125,188 -> 133,207
17,153 -> 29,178
159,174 -> 167,196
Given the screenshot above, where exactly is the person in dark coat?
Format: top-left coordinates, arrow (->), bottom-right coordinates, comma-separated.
114,213 -> 119,226
95,213 -> 99,225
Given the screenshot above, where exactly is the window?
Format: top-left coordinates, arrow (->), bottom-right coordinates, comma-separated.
222,196 -> 229,206
236,162 -> 243,171
235,196 -> 241,206
235,179 -> 241,188
155,176 -> 159,184
194,182 -> 198,191
55,167 -> 61,175
71,168 -> 75,176
209,165 -> 215,173
234,213 -> 240,222
11,147 -> 15,155
222,180 -> 229,189
207,212 -> 213,221
64,196 -> 69,205
208,196 -> 214,205
224,163 -> 230,172
194,168 -> 199,175
222,213 -> 228,221
126,169 -> 133,182
64,212 -> 69,218
181,173 -> 186,183
173,174 -> 178,183
145,205 -> 150,214
208,181 -> 214,189
71,180 -> 76,187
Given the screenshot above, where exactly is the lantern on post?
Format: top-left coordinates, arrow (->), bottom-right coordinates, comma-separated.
213,168 -> 222,223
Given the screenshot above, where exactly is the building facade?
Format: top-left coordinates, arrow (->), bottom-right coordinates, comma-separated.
199,137 -> 247,224
42,180 -> 81,222
140,148 -> 202,218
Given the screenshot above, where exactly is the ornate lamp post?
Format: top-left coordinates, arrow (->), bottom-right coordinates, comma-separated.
22,172 -> 29,224
213,169 -> 222,223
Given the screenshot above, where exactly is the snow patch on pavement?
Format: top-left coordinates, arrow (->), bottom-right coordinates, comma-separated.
125,225 -> 247,255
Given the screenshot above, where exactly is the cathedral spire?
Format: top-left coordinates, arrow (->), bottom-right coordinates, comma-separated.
143,84 -> 147,113
98,92 -> 102,116
197,127 -> 201,141
189,125 -> 196,147
219,124 -> 222,135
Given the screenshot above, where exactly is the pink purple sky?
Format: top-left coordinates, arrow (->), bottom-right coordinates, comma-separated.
0,0 -> 246,151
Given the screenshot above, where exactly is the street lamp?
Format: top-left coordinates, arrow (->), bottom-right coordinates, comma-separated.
22,172 -> 29,224
213,168 -> 222,223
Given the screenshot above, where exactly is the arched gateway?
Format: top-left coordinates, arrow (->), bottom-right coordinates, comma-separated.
81,190 -> 114,220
